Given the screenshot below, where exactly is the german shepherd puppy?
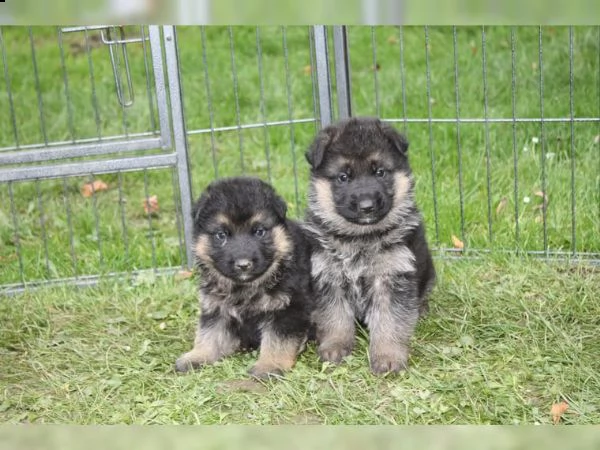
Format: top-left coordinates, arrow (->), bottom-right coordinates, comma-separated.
175,176 -> 313,379
304,117 -> 436,374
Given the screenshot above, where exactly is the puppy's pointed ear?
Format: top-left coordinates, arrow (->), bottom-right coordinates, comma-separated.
305,125 -> 340,169
273,194 -> 288,221
378,121 -> 409,155
191,184 -> 212,225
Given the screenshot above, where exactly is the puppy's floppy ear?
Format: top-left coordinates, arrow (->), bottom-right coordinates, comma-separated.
305,125 -> 340,169
378,121 -> 409,155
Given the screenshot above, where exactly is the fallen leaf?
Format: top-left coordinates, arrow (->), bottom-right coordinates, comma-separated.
81,180 -> 108,198
142,195 -> 159,215
551,401 -> 569,425
469,40 -> 477,56
594,135 -> 599,144
451,235 -> 464,250
387,35 -> 399,45
303,65 -> 312,75
534,190 -> 549,211
174,270 -> 194,281
496,197 -> 508,215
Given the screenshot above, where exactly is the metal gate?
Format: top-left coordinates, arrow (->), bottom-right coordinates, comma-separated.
1,25 -> 599,295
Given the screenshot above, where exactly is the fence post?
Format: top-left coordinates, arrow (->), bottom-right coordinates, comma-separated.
162,25 -> 195,270
332,26 -> 352,120
312,26 -> 333,128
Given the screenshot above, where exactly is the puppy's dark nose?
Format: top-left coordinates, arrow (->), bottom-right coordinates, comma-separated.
234,259 -> 253,272
358,198 -> 375,214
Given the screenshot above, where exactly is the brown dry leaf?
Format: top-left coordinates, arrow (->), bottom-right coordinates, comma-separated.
551,401 -> 569,425
174,270 -> 194,281
469,40 -> 477,56
81,180 -> 108,198
451,235 -> 464,250
387,35 -> 399,45
496,197 -> 508,215
303,65 -> 312,75
534,190 -> 548,211
594,134 -> 600,144
143,195 -> 159,215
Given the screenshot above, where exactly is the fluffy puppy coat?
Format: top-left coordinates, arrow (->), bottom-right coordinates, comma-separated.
304,117 -> 436,374
175,176 -> 313,379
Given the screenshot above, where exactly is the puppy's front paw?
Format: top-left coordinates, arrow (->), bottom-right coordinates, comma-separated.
248,364 -> 284,380
174,349 -> 212,374
317,342 -> 353,364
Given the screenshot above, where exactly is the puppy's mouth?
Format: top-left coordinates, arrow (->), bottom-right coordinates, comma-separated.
356,215 -> 381,225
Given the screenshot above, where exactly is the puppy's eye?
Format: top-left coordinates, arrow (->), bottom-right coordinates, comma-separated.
337,173 -> 349,183
214,231 -> 227,241
254,227 -> 266,238
374,168 -> 386,178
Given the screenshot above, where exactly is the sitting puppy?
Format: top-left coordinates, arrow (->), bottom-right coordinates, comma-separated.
304,117 -> 436,374
175,176 -> 313,379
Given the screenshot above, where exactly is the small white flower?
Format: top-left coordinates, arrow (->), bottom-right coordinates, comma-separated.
546,152 -> 555,159
531,137 -> 539,144
523,196 -> 531,204
523,146 -> 529,152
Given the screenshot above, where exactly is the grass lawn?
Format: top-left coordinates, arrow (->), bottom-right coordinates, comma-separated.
0,25 -> 599,425
1,256 -> 599,424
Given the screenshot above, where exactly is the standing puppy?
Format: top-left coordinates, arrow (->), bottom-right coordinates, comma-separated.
304,117 -> 436,374
175,176 -> 313,379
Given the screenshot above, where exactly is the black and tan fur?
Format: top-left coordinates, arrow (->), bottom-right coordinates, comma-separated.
175,176 -> 313,379
304,117 -> 436,374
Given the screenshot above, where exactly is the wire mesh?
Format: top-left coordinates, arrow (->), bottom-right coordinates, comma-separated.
1,25 -> 599,295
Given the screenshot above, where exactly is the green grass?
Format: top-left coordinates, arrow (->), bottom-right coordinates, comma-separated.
1,256 -> 599,424
0,26 -> 599,425
0,26 -> 599,285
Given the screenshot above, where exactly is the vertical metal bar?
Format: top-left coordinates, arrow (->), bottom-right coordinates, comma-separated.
228,27 -> 246,172
117,172 -> 129,264
28,28 -> 48,146
256,27 -> 273,183
142,169 -> 158,272
8,182 -> 25,285
308,26 -> 320,131
282,26 -> 301,216
597,26 -> 600,235
333,26 -> 352,120
57,27 -> 76,142
35,180 -> 51,276
140,26 -> 158,133
200,26 -> 219,178
399,26 -> 408,134
149,26 -> 172,148
424,26 -> 440,244
538,27 -> 549,256
89,174 -> 105,269
170,166 -> 186,268
110,36 -> 130,138
84,28 -> 103,140
163,25 -> 195,270
452,27 -> 466,246
371,27 -> 381,117
313,25 -> 333,128
510,27 -> 520,249
481,26 -> 493,245
0,27 -> 19,148
568,27 -> 577,256
61,178 -> 78,278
